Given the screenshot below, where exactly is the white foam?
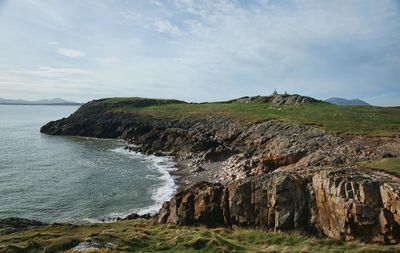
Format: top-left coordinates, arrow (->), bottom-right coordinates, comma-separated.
107,146 -> 178,219
142,154 -> 177,215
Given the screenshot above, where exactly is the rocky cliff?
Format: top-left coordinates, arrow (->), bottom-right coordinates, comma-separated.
40,96 -> 400,243
158,168 -> 400,243
41,98 -> 392,185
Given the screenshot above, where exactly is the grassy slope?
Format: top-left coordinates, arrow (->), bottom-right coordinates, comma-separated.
358,157 -> 400,177
110,101 -> 400,137
1,219 -> 400,253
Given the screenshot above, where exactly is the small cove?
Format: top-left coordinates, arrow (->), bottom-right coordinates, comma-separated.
0,105 -> 176,223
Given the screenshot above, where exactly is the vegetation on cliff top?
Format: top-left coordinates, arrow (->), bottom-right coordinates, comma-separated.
359,157 -> 400,176
1,219 -> 400,253
98,97 -> 400,137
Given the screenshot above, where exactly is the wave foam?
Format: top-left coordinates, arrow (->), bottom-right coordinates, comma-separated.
104,146 -> 177,220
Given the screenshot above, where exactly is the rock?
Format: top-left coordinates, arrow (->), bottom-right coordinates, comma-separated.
71,237 -> 115,252
382,152 -> 396,158
158,173 -> 308,231
158,169 -> 400,243
225,173 -> 308,230
123,213 -> 139,220
158,182 -> 225,226
311,170 -> 400,243
0,217 -> 47,235
190,166 -> 205,173
121,213 -> 153,220
229,94 -> 319,106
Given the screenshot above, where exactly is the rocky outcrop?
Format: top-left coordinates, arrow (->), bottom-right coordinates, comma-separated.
312,170 -> 400,243
158,182 -> 225,226
158,169 -> 400,243
158,172 -> 309,231
229,94 -> 320,106
0,217 -> 47,235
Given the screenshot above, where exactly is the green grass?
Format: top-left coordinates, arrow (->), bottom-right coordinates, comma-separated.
1,219 -> 400,252
110,101 -> 400,137
358,157 -> 400,176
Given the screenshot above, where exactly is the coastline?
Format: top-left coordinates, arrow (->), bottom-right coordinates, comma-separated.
35,96 -> 400,244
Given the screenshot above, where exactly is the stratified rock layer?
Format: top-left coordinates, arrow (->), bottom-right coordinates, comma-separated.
158,169 -> 400,243
312,170 -> 400,243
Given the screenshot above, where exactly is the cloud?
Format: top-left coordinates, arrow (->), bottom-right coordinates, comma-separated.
118,11 -> 142,24
16,67 -> 91,78
56,47 -> 86,58
151,19 -> 182,35
0,70 -> 96,101
150,1 -> 163,7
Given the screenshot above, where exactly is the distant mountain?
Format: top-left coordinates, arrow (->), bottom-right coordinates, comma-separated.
325,97 -> 370,106
0,98 -> 82,106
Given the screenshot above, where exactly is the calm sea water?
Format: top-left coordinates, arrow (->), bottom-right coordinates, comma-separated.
0,105 -> 176,223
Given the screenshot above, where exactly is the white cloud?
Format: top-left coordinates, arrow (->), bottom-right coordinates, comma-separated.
118,11 -> 142,23
56,47 -> 86,58
11,67 -> 91,78
151,19 -> 182,36
150,1 -> 163,7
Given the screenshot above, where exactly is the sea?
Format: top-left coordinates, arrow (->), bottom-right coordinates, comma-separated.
0,105 -> 176,223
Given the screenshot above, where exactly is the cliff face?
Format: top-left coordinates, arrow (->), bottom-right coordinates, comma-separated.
158,169 -> 400,243
40,97 -> 400,243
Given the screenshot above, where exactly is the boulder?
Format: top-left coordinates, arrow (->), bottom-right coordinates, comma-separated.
0,217 -> 47,235
158,182 -> 225,226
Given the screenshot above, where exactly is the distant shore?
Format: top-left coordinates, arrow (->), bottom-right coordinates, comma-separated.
0,103 -> 81,106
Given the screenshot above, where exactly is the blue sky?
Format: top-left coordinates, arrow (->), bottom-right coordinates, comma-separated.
0,0 -> 399,105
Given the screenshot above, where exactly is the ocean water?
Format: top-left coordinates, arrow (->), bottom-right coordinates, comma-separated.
0,105 -> 176,223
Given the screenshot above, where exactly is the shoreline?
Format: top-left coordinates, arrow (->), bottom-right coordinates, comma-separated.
108,146 -> 179,219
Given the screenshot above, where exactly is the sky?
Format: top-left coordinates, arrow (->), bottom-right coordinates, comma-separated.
0,0 -> 399,105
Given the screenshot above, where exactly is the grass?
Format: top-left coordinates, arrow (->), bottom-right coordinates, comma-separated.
1,219 -> 400,253
358,157 -> 400,176
109,101 -> 400,137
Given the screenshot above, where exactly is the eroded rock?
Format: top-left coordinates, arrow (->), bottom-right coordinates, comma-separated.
311,170 -> 400,243
158,182 -> 225,226
158,169 -> 400,243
